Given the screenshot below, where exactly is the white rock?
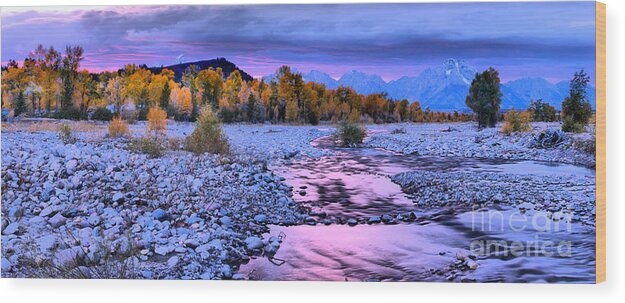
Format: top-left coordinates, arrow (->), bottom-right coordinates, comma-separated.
1,258 -> 12,272
48,213 -> 67,228
2,222 -> 19,235
244,236 -> 264,250
112,192 -> 125,203
167,256 -> 179,268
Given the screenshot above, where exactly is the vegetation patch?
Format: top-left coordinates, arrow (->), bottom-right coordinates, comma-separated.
58,124 -> 77,144
108,117 -> 130,138
501,109 -> 532,135
334,120 -> 367,147
147,107 -> 167,134
185,107 -> 230,155
129,136 -> 165,158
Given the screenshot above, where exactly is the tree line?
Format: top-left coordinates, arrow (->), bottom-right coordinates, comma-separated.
2,44 -> 592,132
466,67 -> 593,132
1,45 -> 472,124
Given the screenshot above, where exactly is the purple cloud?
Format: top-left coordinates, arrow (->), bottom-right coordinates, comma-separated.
1,2 -> 597,82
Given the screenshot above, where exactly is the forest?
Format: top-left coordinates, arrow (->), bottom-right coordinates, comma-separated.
1,45 -> 473,125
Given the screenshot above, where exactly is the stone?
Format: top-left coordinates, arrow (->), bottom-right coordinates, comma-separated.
2,222 -> 19,235
244,236 -> 264,250
191,178 -> 203,193
152,208 -> 168,221
48,213 -> 67,228
253,214 -> 267,224
466,259 -> 479,270
39,206 -> 55,217
167,256 -> 179,268
219,216 -> 233,226
221,264 -> 233,279
88,214 -> 101,226
53,247 -> 84,268
347,218 -> 358,226
367,216 -> 382,224
155,245 -> 174,256
65,159 -> 78,173
112,192 -> 125,203
37,235 -> 58,251
304,217 -> 316,225
1,258 -> 12,272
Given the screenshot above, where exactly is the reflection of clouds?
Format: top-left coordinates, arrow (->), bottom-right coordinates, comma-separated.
2,3 -> 596,81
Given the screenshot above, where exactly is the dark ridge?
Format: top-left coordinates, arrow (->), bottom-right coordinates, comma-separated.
148,58 -> 254,82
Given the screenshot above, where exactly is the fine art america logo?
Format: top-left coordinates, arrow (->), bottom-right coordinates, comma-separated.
469,207 -> 573,258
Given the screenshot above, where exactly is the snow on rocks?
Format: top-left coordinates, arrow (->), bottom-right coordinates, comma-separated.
391,169 -> 596,226
365,122 -> 595,167
1,130 -> 307,279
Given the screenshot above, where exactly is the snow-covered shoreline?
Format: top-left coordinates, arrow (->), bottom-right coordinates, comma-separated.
365,122 -> 595,167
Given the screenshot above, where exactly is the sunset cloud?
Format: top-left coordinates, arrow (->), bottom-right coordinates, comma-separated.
1,2 -> 597,81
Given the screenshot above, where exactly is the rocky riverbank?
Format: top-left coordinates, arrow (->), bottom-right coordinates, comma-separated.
391,169 -> 596,227
1,130 -> 307,279
366,122 -> 596,167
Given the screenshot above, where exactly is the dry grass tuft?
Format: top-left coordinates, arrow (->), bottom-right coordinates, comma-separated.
502,109 -> 532,135
147,107 -> 167,134
108,117 -> 130,138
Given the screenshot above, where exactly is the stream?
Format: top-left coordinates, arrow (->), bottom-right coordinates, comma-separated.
239,135 -> 596,283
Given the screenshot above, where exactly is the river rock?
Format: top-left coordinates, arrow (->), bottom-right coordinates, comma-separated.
253,214 -> 267,224
244,236 -> 264,250
48,213 -> 67,228
2,222 -> 19,235
152,208 -> 168,221
167,256 -> 179,268
368,216 -> 382,224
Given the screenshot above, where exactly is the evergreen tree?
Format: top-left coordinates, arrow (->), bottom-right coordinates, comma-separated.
160,81 -> 171,110
247,92 -> 256,123
14,91 -> 27,117
465,67 -> 502,128
561,70 -> 593,132
528,99 -> 557,122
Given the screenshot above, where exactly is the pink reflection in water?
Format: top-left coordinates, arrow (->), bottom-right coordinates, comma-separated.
240,223 -> 466,281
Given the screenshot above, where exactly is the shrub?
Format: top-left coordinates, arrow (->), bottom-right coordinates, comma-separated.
334,120 -> 366,147
58,124 -> 77,144
129,137 -> 165,158
573,134 -> 596,155
108,117 -> 129,138
92,107 -> 114,121
501,109 -> 532,135
562,116 -> 585,133
147,107 -> 167,134
185,107 -> 230,155
54,106 -> 84,120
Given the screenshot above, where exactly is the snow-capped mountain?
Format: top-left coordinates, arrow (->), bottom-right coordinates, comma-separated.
303,70 -> 339,89
337,70 -> 387,95
260,59 -> 596,111
386,58 -> 478,110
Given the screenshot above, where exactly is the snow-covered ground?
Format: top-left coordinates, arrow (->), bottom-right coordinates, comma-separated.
1,127 -> 308,279
365,122 -> 595,167
1,119 -> 596,279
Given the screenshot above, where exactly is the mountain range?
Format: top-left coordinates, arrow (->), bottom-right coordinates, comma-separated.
263,58 -> 596,111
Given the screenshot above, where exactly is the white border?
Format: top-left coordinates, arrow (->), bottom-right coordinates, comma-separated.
1,0 -> 623,301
